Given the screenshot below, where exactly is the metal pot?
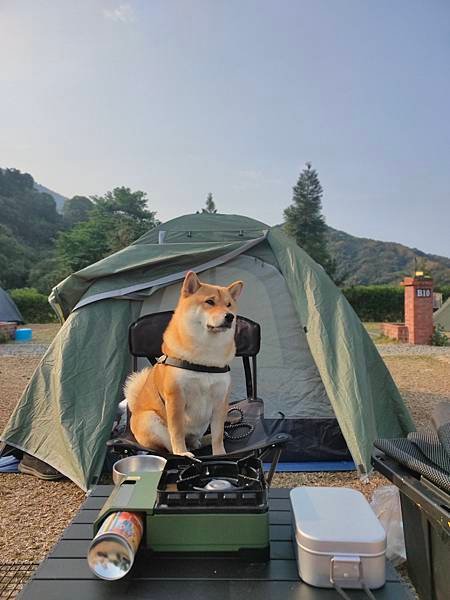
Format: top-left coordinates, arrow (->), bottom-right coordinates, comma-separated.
112,455 -> 167,486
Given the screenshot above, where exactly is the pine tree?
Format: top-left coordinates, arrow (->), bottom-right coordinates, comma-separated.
202,193 -> 217,214
284,163 -> 334,275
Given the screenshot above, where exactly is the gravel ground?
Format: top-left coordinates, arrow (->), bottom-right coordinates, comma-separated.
0,355 -> 86,564
0,357 -> 41,432
378,343 -> 450,359
382,355 -> 450,430
0,475 -> 85,562
0,342 -> 49,357
1,335 -> 448,597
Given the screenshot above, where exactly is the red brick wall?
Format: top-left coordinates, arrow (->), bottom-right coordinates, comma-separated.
382,323 -> 409,342
0,322 -> 17,339
402,277 -> 433,345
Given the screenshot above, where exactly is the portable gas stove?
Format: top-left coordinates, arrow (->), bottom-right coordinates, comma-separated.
95,453 -> 271,559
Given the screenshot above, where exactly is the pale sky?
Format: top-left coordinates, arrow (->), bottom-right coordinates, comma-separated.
1,0 -> 449,255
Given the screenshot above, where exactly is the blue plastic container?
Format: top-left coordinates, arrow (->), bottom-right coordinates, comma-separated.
15,328 -> 32,342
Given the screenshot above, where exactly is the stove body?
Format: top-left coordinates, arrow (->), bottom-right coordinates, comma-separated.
95,455 -> 270,559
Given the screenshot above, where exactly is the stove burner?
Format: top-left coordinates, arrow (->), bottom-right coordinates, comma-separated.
155,455 -> 267,510
177,458 -> 260,492
202,479 -> 236,491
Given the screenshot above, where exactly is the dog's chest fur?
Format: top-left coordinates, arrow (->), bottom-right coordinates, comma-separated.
172,369 -> 230,437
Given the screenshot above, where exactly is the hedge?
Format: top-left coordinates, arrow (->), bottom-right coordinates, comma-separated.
342,286 -> 404,322
342,284 -> 450,322
9,287 -> 57,323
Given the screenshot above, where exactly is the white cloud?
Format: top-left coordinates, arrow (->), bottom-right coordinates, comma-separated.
103,4 -> 135,23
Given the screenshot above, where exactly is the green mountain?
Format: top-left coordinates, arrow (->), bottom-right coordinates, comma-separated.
327,227 -> 450,286
34,183 -> 68,212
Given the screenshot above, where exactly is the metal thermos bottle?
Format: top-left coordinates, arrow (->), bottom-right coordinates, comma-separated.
87,511 -> 144,580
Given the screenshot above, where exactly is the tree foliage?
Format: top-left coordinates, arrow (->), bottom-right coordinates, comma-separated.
0,224 -> 30,289
27,255 -> 70,295
63,195 -> 93,227
57,217 -> 111,272
9,287 -> 57,323
0,169 -> 64,290
201,193 -> 217,214
0,168 -> 62,249
284,163 -> 334,276
0,170 -> 159,297
57,187 -> 158,272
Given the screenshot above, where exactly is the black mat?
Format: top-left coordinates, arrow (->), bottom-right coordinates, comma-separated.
19,487 -> 412,600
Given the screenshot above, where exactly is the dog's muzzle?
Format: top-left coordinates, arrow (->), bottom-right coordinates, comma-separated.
207,313 -> 235,331
223,312 -> 235,328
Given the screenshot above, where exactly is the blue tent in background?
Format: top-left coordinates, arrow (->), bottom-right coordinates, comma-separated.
0,288 -> 24,323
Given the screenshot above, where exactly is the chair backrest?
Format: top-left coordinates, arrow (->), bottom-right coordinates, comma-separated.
128,311 -> 260,398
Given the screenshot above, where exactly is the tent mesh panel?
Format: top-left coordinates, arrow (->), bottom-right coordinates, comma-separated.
0,563 -> 39,599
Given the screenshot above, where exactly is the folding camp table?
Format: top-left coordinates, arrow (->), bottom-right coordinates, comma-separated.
18,485 -> 412,600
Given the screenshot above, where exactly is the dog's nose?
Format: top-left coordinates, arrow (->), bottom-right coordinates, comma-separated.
225,312 -> 234,323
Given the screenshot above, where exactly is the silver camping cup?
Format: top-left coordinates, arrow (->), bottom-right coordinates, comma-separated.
112,454 -> 167,486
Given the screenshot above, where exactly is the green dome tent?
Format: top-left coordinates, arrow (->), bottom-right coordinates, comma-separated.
0,213 -> 414,490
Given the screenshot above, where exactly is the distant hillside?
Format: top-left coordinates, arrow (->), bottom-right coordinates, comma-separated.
327,227 -> 450,286
34,183 -> 68,212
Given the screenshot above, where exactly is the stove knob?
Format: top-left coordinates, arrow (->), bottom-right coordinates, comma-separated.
242,492 -> 257,504
167,493 -> 182,506
223,492 -> 238,502
185,492 -> 201,504
205,492 -> 219,504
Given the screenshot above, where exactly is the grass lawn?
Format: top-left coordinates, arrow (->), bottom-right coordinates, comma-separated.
363,321 -> 399,344
25,322 -> 61,344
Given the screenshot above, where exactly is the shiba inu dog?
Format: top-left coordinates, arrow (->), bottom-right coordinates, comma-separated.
124,271 -> 243,457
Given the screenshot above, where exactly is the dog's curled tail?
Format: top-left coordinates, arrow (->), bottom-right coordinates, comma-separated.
123,367 -> 152,412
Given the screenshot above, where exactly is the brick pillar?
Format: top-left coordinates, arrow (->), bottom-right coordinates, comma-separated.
401,277 -> 433,344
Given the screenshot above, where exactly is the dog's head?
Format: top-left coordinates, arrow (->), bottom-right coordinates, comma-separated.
179,271 -> 243,333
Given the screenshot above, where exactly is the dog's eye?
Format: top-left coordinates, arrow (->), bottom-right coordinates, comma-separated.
205,299 -> 215,306
227,303 -> 231,307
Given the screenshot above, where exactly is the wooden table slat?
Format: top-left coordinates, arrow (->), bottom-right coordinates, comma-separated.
268,489 -> 291,499
33,556 -> 300,581
83,496 -> 108,510
269,497 -> 291,511
19,579 -> 412,600
88,485 -> 114,497
72,509 -> 99,524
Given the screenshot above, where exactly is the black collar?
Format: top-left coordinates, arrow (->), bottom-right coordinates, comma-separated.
157,355 -> 230,373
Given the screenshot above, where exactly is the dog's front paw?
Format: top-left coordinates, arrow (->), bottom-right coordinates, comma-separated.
177,450 -> 195,458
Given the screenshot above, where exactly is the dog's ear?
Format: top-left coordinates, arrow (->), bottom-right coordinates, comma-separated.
228,280 -> 243,302
182,271 -> 201,296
